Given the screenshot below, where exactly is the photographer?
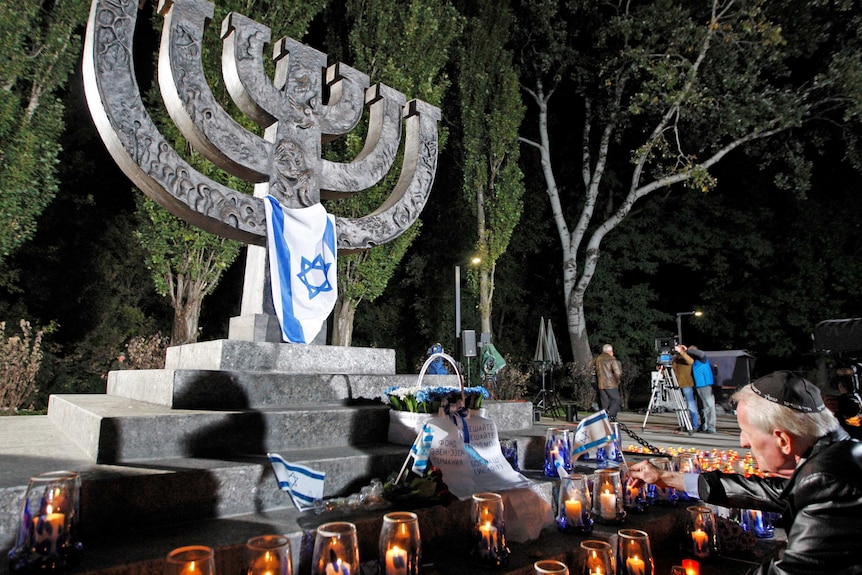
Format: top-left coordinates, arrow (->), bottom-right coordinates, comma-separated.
673,345 -> 699,432
688,345 -> 716,433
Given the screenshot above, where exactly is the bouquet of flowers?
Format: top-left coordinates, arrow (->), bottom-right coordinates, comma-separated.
384,384 -> 490,413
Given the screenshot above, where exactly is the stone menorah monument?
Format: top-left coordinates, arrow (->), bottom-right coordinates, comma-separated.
83,0 -> 440,343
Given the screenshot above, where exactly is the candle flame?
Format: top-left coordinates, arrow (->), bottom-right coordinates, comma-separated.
46,504 -> 53,514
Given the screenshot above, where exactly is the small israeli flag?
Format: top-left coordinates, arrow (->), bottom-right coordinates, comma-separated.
571,410 -> 615,458
410,423 -> 435,475
267,452 -> 326,511
264,195 -> 337,344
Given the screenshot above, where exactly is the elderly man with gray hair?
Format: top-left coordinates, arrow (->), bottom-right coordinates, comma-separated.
628,371 -> 862,574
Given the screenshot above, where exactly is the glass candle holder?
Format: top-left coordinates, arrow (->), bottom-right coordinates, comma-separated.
591,469 -> 625,524
163,546 -> 216,575
739,508 -> 774,539
578,540 -> 614,575
619,464 -> 645,513
681,558 -> 700,575
8,470 -> 83,572
673,453 -> 701,502
469,492 -> 510,567
246,535 -> 292,575
616,529 -> 653,575
500,439 -> 519,471
534,559 -> 569,574
556,474 -> 592,534
685,506 -> 719,559
544,428 -> 572,476
646,458 -> 678,506
378,512 -> 421,575
312,522 -> 359,575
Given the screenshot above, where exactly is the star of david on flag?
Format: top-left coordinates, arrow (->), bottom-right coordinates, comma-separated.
264,195 -> 337,344
570,410 -> 616,458
267,452 -> 326,511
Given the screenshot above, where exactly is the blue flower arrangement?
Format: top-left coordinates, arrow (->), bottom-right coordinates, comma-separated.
384,384 -> 490,413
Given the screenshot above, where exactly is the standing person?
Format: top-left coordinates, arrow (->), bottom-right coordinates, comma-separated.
595,343 -> 622,418
688,345 -> 716,433
627,371 -> 862,575
673,344 -> 699,432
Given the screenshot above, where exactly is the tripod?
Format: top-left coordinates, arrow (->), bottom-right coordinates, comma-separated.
533,361 -> 564,418
642,364 -> 693,434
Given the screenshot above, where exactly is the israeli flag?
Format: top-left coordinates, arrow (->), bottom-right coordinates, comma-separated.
267,452 -> 326,511
410,423 -> 435,475
264,195 -> 337,344
571,410 -> 615,458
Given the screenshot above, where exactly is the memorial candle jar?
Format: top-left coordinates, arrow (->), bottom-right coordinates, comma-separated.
312,522 -> 359,575
619,464 -> 645,513
591,469 -> 624,524
685,506 -> 719,560
534,559 -> 569,574
469,492 -> 510,567
615,529 -> 653,575
672,453 -> 701,502
578,540 -> 614,575
246,535 -> 292,575
8,470 -> 83,573
646,458 -> 678,506
544,428 -> 572,476
739,508 -> 774,539
556,474 -> 593,534
378,512 -> 421,575
163,546 -> 216,575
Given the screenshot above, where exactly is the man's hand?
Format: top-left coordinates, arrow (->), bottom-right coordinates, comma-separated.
627,460 -> 686,491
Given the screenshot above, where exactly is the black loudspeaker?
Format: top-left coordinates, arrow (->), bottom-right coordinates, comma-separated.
462,330 -> 477,357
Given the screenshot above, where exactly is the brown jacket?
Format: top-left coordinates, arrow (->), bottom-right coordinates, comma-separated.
595,352 -> 621,390
673,351 -> 695,388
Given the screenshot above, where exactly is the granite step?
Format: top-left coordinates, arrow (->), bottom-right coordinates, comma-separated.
47,394 -> 392,462
164,340 -> 397,374
106,369 -> 461,409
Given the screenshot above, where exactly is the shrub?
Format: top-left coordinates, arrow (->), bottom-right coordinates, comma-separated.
0,320 -> 48,414
126,332 -> 170,369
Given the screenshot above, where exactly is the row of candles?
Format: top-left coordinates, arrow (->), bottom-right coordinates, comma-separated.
163,511 -> 421,575
10,468 -> 769,574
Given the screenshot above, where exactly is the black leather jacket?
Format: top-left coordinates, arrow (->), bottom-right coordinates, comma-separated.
698,429 -> 862,574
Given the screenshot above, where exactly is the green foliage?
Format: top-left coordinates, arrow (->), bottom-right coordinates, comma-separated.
457,0 -> 525,277
0,0 -> 90,261
326,0 -> 462,333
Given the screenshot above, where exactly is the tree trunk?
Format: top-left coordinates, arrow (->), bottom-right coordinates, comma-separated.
172,280 -> 202,345
479,266 -> 493,335
331,296 -> 358,346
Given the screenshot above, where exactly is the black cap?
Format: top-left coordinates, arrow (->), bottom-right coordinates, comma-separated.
750,371 -> 826,413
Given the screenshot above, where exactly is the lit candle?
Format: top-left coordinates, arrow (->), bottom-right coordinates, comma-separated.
625,555 -> 645,575
384,545 -> 408,575
251,551 -> 278,575
324,558 -> 351,575
749,509 -> 763,533
564,498 -> 582,525
682,558 -> 700,575
479,521 -> 498,555
31,504 -> 65,555
600,488 -> 617,518
589,568 -> 604,575
691,528 -> 708,555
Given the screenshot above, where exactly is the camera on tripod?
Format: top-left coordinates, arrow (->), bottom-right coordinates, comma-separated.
655,336 -> 677,367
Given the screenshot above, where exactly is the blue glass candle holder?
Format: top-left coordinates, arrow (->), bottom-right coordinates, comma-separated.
543,428 -> 572,477
739,508 -> 774,539
556,474 -> 593,534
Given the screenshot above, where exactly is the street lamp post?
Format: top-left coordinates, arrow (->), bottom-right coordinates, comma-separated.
455,265 -> 462,355
454,257 -> 482,357
676,310 -> 703,345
